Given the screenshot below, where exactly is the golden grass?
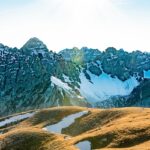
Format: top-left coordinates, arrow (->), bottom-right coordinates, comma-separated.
20,106 -> 87,128
0,106 -> 150,150
70,107 -> 150,149
0,127 -> 77,150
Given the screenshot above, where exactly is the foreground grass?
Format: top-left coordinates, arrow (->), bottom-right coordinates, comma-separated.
0,106 -> 150,150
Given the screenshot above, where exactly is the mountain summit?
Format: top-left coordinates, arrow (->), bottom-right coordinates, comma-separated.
22,37 -> 48,51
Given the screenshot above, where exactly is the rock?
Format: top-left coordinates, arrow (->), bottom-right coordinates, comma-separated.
0,38 -> 150,116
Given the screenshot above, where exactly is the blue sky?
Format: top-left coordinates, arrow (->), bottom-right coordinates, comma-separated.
0,0 -> 150,52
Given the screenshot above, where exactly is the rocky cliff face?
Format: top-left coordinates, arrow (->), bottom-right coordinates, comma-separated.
0,38 -> 150,116
0,38 -> 86,116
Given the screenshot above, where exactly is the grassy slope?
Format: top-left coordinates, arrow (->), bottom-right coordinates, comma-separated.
0,106 -> 150,150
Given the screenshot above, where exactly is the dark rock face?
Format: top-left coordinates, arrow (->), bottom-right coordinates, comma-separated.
89,65 -> 102,76
60,47 -> 150,80
0,38 -> 86,116
0,38 -> 150,116
0,39 -> 53,116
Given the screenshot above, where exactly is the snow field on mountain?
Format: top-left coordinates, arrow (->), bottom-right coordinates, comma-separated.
51,76 -> 71,90
79,71 -> 139,104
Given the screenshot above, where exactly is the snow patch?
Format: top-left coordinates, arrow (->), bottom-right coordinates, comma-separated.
63,74 -> 71,83
75,141 -> 91,150
144,70 -> 150,79
79,71 -> 139,104
43,111 -> 88,134
0,112 -> 35,127
51,76 -> 71,90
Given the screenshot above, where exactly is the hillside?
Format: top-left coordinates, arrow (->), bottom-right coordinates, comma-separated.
0,106 -> 150,150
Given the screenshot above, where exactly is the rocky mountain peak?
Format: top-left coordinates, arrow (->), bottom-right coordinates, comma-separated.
22,37 -> 48,52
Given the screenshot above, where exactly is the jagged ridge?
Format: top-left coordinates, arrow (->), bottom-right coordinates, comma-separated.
0,38 -> 150,116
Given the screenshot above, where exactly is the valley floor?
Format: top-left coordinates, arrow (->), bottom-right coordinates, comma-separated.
0,106 -> 150,150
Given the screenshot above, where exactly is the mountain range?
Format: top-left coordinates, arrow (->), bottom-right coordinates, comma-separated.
0,37 -> 150,116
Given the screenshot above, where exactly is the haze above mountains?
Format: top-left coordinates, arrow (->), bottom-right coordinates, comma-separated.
1,0 -> 150,52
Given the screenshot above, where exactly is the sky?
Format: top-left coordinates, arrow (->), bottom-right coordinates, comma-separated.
0,0 -> 150,52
